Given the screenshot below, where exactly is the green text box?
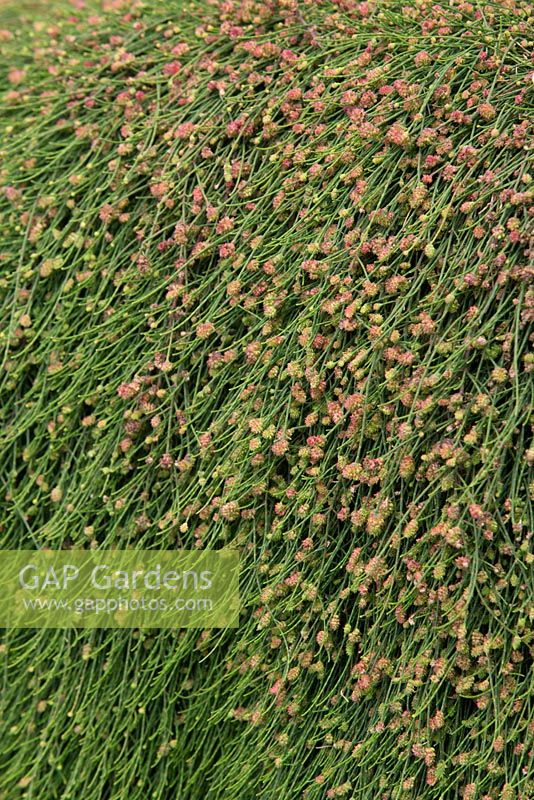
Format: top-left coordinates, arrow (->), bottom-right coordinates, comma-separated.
0,550 -> 239,628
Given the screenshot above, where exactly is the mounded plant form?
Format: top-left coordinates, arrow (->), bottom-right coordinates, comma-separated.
0,0 -> 533,798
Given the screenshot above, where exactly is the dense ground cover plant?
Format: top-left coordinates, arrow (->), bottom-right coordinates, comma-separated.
0,0 -> 533,797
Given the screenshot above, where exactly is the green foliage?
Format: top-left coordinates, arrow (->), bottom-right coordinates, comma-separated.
0,1 -> 532,798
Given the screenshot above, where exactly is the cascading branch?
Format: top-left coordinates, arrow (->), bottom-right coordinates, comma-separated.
0,0 -> 533,798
